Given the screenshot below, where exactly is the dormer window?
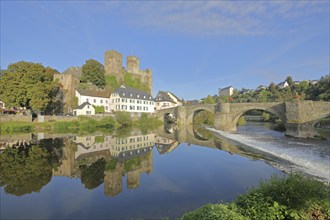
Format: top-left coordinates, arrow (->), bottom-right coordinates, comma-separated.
137,95 -> 139,98
144,96 -> 146,98
130,94 -> 132,97
123,93 -> 125,96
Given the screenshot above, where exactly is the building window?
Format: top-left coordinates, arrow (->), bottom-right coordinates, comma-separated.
87,105 -> 89,109
105,106 -> 108,110
86,98 -> 89,102
101,100 -> 103,104
94,99 -> 96,103
106,100 -> 108,104
137,95 -> 139,98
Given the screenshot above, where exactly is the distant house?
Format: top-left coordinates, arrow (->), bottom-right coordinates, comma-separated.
309,80 -> 318,85
219,86 -> 234,97
293,81 -> 300,85
75,89 -> 111,113
0,100 -> 5,109
240,88 -> 253,94
73,102 -> 95,116
256,85 -> 267,91
277,81 -> 289,89
154,91 -> 182,110
109,85 -> 154,114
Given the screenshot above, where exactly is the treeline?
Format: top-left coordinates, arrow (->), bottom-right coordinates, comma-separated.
0,61 -> 62,114
201,75 -> 330,104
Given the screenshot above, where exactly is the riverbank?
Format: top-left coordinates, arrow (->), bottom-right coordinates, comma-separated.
181,174 -> 330,220
0,113 -> 162,134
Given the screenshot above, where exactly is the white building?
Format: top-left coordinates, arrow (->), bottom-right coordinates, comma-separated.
110,85 -> 154,114
73,102 -> 95,116
219,86 -> 234,97
277,81 -> 289,89
0,100 -> 5,109
75,89 -> 111,113
154,91 -> 182,110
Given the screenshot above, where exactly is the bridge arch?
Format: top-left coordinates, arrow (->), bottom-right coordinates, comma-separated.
185,104 -> 217,125
231,108 -> 286,129
218,102 -> 286,131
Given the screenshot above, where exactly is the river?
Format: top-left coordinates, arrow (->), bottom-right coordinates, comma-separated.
0,123 -> 329,219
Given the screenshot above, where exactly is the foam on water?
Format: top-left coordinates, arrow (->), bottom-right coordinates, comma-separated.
207,127 -> 330,182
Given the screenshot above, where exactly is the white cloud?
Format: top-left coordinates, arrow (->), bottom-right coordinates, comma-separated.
101,1 -> 328,36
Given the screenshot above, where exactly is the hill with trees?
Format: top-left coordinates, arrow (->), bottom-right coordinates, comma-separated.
201,75 -> 330,104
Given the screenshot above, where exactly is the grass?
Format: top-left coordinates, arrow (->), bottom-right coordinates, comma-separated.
181,174 -> 330,220
0,113 -> 162,134
0,121 -> 34,133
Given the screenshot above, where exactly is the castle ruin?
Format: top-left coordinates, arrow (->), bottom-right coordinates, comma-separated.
104,50 -> 152,94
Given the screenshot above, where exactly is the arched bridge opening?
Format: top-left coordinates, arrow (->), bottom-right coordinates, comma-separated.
235,109 -> 286,132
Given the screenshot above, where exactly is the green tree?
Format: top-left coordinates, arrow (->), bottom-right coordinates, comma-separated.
115,111 -> 133,127
81,59 -> 106,88
202,95 -> 216,104
0,61 -> 58,111
80,159 -> 106,190
286,76 -> 293,87
0,146 -> 55,196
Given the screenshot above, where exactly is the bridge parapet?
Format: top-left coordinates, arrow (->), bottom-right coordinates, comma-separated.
155,101 -> 330,138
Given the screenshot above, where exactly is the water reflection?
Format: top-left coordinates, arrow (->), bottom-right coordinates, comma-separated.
0,125 -> 281,197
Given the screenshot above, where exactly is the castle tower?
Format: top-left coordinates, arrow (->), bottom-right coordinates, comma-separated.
104,50 -> 122,76
126,56 -> 140,74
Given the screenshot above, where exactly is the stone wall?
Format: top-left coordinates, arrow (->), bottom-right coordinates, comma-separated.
104,50 -> 123,77
0,115 -> 32,122
127,56 -> 140,74
104,50 -> 153,95
54,70 -> 80,114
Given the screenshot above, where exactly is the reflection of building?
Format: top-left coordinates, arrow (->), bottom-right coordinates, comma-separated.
109,133 -> 155,158
154,91 -> 182,110
155,136 -> 179,154
68,132 -> 155,197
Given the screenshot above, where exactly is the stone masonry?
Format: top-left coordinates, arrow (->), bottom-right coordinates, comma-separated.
104,50 -> 153,95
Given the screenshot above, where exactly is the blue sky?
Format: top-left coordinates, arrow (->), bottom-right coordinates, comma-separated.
1,1 -> 329,100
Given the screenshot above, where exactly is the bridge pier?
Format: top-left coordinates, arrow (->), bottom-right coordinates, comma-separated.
285,122 -> 317,138
214,103 -> 236,132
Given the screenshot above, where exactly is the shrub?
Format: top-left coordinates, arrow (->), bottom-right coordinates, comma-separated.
180,203 -> 247,220
114,111 -> 132,127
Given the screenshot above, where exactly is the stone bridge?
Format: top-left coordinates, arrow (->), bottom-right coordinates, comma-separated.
156,101 -> 330,138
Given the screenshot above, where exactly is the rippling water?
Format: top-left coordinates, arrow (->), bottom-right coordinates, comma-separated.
208,122 -> 330,183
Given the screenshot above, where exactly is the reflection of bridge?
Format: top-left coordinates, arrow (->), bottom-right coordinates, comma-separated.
156,101 -> 330,138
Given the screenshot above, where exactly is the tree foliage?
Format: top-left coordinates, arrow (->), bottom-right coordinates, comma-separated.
80,159 -> 106,190
0,61 -> 59,111
81,59 -> 106,88
181,174 -> 330,220
204,75 -> 330,103
0,145 -> 55,196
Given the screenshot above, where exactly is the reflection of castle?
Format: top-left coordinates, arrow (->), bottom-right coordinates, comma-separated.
154,136 -> 179,154
53,132 -> 155,197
